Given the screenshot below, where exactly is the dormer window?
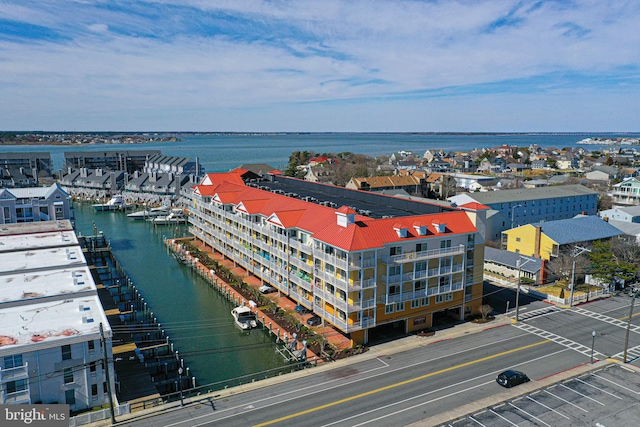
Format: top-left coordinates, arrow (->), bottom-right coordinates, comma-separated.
393,223 -> 408,238
432,220 -> 447,233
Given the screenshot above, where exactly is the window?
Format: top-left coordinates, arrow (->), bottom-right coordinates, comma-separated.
515,237 -> 521,242
91,384 -> 98,397
411,299 -> 420,309
436,294 -> 444,303
421,297 -> 429,306
385,304 -> 395,314
62,344 -> 72,360
103,382 -> 108,394
390,246 -> 402,256
65,389 -> 75,405
396,302 -> 405,312
389,285 -> 400,295
89,361 -> 96,374
6,380 -> 27,394
64,368 -> 73,384
88,340 -> 95,352
3,355 -> 23,369
440,240 -> 452,249
415,243 -> 427,252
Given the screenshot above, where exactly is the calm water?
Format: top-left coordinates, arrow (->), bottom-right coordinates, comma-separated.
73,204 -> 286,386
2,132 -> 639,173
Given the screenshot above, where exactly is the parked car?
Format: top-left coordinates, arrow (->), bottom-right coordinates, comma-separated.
294,304 -> 311,314
307,315 -> 322,326
259,285 -> 276,294
496,370 -> 530,388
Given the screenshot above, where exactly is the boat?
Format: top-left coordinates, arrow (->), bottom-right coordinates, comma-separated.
93,195 -> 128,211
127,205 -> 170,220
149,208 -> 186,225
231,306 -> 258,330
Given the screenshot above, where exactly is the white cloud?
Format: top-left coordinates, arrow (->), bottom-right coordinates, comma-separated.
1,0 -> 639,130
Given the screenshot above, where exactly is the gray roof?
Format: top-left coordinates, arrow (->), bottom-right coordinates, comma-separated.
607,219 -> 640,237
484,247 -> 542,273
461,184 -> 596,205
530,216 -> 623,245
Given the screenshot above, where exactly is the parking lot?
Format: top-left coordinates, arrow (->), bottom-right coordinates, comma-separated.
441,364 -> 640,426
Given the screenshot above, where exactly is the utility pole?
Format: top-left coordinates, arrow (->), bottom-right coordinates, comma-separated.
100,323 -> 116,425
569,245 -> 591,307
623,290 -> 638,363
515,256 -> 535,321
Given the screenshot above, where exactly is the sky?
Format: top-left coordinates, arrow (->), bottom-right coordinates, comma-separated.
1,0 -> 639,132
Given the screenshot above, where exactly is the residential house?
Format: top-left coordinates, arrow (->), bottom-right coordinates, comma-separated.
346,175 -> 422,196
0,184 -> 72,223
585,166 -> 618,182
143,154 -> 204,177
0,152 -> 52,178
611,177 -> 640,205
484,247 -> 544,285
64,150 -> 160,174
600,205 -> 640,223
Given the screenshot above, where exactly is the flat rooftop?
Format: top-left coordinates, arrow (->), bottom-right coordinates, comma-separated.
0,228 -> 78,253
0,219 -> 73,237
254,174 -> 456,219
0,295 -> 110,351
0,266 -> 95,308
0,245 -> 87,275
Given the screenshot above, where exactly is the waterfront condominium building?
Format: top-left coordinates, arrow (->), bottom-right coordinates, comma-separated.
0,221 -> 116,412
188,171 -> 484,345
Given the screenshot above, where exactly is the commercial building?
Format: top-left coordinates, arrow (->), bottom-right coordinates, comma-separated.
0,221 -> 116,411
188,172 -> 484,344
501,216 -> 623,260
0,183 -> 72,223
448,184 -> 598,241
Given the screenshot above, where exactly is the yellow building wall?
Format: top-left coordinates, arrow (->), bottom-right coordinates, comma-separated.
504,225 -> 537,256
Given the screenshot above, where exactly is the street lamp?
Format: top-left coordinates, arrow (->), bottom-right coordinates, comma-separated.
515,256 -> 535,322
591,330 -> 596,363
511,204 -> 523,229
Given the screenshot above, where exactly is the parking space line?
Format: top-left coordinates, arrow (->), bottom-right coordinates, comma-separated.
543,389 -> 588,412
508,401 -> 551,426
526,395 -> 570,419
489,408 -> 518,426
560,383 -> 605,405
467,415 -> 487,426
574,378 -> 623,400
591,373 -> 640,395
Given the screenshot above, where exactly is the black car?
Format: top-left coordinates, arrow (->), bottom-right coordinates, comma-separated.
307,315 -> 322,326
496,370 -> 530,388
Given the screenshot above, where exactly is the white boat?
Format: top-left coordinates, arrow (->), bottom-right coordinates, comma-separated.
150,208 -> 186,225
93,195 -> 128,211
127,205 -> 170,220
231,306 -> 258,330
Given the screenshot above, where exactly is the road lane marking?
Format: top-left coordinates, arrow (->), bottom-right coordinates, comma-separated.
252,340 -> 548,427
344,347 -> 570,427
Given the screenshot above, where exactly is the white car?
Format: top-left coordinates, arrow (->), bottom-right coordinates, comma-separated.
259,285 -> 276,294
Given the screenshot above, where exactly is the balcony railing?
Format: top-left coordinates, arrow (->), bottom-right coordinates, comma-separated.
382,245 -> 465,264
0,364 -> 28,381
313,287 -> 348,312
349,277 -> 376,291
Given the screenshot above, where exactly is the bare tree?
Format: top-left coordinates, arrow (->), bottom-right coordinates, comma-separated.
480,304 -> 493,320
548,245 -> 591,285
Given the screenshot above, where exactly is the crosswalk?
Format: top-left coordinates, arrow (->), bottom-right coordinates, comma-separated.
508,304 -> 640,362
506,305 -> 560,321
512,322 -> 609,361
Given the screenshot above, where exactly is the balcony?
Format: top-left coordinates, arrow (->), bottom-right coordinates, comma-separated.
0,364 -> 28,382
314,287 -> 348,312
349,298 -> 377,310
349,277 -> 376,291
382,245 -> 465,264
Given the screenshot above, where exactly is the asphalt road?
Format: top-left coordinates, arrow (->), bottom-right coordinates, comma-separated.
115,293 -> 640,427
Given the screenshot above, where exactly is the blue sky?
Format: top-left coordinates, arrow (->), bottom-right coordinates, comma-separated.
1,0 -> 638,132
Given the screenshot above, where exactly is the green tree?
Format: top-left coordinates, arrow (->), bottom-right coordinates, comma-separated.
588,240 -> 636,286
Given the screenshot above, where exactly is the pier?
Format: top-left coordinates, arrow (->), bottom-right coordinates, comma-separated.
79,232 -> 195,410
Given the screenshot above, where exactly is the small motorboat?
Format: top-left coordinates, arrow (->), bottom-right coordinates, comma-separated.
231,306 -> 258,330
150,208 -> 186,225
127,205 -> 170,220
93,195 -> 128,211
